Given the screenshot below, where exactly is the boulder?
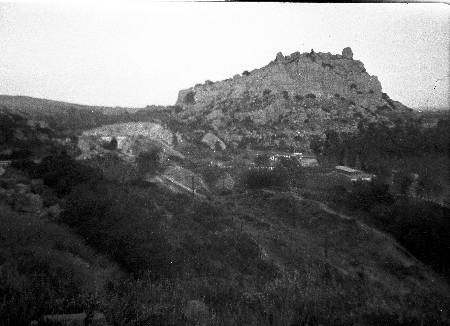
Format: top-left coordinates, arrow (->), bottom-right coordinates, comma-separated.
14,193 -> 43,213
342,47 -> 353,60
276,51 -> 284,61
201,133 -> 226,151
215,173 -> 235,191
47,204 -> 62,220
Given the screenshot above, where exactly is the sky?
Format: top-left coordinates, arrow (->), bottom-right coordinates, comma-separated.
0,1 -> 449,109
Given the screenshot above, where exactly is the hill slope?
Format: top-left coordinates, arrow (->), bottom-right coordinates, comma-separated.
175,47 -> 413,150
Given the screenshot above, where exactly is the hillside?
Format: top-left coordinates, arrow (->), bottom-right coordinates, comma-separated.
0,95 -> 142,115
0,95 -> 169,131
175,47 -> 413,150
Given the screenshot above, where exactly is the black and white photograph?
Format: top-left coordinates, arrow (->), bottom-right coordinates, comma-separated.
0,1 -> 449,325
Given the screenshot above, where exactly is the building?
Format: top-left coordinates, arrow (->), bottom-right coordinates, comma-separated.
269,152 -> 302,162
299,154 -> 319,167
335,165 -> 374,182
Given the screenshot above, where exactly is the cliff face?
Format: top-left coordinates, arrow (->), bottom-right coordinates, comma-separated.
175,48 -> 411,151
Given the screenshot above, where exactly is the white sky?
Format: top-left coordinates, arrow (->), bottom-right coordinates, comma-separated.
0,1 -> 449,109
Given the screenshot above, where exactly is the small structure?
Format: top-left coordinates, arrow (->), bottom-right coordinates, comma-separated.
335,165 -> 374,182
269,152 -> 302,162
267,152 -> 319,167
115,136 -> 127,150
300,154 -> 319,167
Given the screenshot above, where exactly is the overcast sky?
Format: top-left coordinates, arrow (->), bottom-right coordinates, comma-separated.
0,1 -> 448,109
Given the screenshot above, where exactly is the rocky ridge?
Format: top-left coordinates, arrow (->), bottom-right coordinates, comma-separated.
175,47 -> 412,150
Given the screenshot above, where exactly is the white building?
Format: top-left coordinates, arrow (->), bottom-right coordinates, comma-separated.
335,165 -> 374,182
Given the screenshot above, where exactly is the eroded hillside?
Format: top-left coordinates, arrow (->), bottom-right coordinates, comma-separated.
175,47 -> 412,150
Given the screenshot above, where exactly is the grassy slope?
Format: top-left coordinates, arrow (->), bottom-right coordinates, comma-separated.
130,185 -> 450,325
0,204 -> 119,324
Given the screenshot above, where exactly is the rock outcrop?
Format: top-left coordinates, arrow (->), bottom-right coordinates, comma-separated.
175,47 -> 412,151
201,132 -> 226,151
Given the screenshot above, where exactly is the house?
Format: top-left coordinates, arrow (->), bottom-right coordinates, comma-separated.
269,152 -> 302,162
335,165 -> 374,182
115,136 -> 127,150
299,154 -> 319,167
267,152 -> 319,167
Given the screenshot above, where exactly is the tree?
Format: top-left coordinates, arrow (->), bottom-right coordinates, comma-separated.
136,148 -> 163,176
103,137 -> 118,150
278,157 -> 305,187
254,153 -> 270,167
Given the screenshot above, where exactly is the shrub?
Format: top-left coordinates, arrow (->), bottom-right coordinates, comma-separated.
243,166 -> 289,190
136,147 -> 163,177
294,94 -> 304,102
102,137 -> 117,150
277,157 -> 306,187
61,183 -> 172,278
14,153 -> 103,196
305,93 -> 316,99
281,90 -> 289,100
242,70 -> 250,76
254,153 -> 270,166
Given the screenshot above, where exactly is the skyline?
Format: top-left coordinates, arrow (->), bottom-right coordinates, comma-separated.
0,1 -> 449,109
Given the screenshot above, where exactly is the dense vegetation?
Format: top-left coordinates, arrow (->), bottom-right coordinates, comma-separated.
1,106 -> 449,325
313,118 -> 450,200
329,181 -> 450,280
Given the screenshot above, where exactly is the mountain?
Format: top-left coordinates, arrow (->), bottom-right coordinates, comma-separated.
175,47 -> 413,151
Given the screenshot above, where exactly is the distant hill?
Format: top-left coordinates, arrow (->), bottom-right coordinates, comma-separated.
0,95 -> 170,131
0,95 -> 140,115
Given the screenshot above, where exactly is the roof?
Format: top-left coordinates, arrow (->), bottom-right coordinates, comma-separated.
335,165 -> 360,173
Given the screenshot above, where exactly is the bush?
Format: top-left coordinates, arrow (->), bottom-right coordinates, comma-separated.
305,93 -> 316,99
277,157 -> 306,187
242,70 -> 250,76
0,207 -> 110,324
136,147 -> 163,177
101,137 -> 117,150
14,153 -> 103,196
263,89 -> 272,97
61,183 -> 172,278
347,181 -> 393,211
243,166 -> 289,190
294,94 -> 304,102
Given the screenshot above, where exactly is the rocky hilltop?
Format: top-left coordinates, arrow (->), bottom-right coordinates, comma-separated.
176,47 -> 412,150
